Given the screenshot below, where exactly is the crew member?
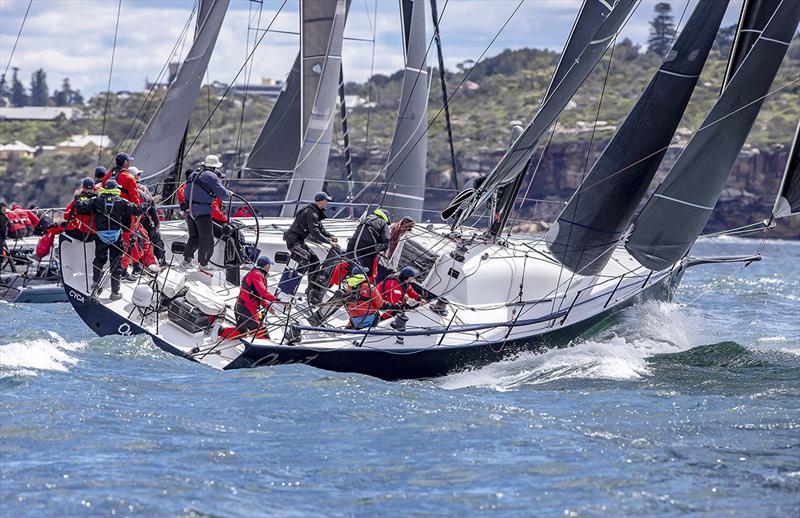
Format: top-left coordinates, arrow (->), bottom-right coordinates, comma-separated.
78,179 -> 142,300
102,153 -> 142,273
183,154 -> 232,268
343,267 -> 397,329
63,177 -> 98,241
283,191 -> 338,276
346,207 -> 391,276
177,167 -> 228,235
130,167 -> 165,269
234,256 -> 278,336
377,266 -> 424,320
94,166 -> 107,187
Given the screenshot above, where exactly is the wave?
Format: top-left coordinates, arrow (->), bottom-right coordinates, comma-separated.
438,301 -> 712,390
0,331 -> 85,373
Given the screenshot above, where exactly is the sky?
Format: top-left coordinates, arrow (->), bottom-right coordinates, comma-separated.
0,0 -> 745,98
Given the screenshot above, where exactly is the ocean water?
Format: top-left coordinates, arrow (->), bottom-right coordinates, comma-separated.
1,237 -> 798,517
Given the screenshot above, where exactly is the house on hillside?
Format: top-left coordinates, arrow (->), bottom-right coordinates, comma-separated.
0,141 -> 37,160
0,106 -> 76,121
56,134 -> 112,155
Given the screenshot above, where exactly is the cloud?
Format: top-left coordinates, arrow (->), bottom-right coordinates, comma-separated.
1,0 -> 744,97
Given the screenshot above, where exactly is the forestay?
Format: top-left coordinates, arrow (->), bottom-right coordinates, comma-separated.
545,0 -> 728,275
383,0 -> 430,221
138,0 -> 230,185
450,0 -> 638,228
773,120 -> 800,219
282,0 -> 350,217
625,0 -> 799,271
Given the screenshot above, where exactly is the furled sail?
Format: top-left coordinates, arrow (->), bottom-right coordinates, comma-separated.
243,55 -> 302,177
382,0 -> 430,221
773,119 -> 800,219
449,0 -> 637,228
138,0 -> 229,185
281,0 -> 349,217
545,0 -> 728,275
625,0 -> 799,271
545,0 -> 614,102
722,0 -> 781,90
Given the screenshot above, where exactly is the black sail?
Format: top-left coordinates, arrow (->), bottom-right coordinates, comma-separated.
450,0 -> 638,228
545,0 -> 614,103
773,119 -> 800,218
545,0 -> 728,275
244,55 -> 302,177
626,0 -> 799,271
722,0 -> 781,90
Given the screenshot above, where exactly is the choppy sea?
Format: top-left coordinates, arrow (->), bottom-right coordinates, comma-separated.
1,237 -> 798,517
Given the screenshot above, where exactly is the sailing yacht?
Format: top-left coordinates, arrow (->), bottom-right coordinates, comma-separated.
59,0 -> 800,379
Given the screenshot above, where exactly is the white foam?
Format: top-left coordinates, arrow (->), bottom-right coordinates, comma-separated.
0,331 -> 85,373
438,301 -> 712,391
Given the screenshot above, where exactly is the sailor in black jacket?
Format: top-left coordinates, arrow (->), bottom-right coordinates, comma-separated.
346,208 -> 391,273
283,192 -> 338,275
77,180 -> 144,299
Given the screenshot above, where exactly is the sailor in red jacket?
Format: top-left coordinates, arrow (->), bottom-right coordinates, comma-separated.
377,266 -> 424,320
102,153 -> 141,275
234,256 -> 278,336
63,177 -> 98,241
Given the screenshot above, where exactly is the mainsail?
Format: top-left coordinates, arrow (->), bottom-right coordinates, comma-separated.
450,0 -> 638,228
138,0 -> 229,185
382,0 -> 430,221
773,119 -> 800,219
244,55 -> 302,177
545,0 -> 728,275
722,0 -> 781,90
625,0 -> 799,271
280,0 -> 349,217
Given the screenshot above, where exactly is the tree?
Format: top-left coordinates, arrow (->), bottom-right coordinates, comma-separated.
30,69 -> 50,106
53,77 -> 83,106
0,74 -> 7,106
11,67 -> 27,107
647,2 -> 676,56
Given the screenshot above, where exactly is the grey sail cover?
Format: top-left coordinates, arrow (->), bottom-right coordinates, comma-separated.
545,0 -> 614,103
138,0 -> 229,185
773,119 -> 800,218
546,0 -> 728,275
383,0 -> 429,221
282,0 -> 349,216
244,55 -> 302,176
722,0 -> 781,90
451,0 -> 637,228
625,0 -> 800,271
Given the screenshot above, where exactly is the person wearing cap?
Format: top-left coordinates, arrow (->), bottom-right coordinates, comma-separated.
63,177 -> 98,241
182,154 -> 232,268
346,207 -> 392,276
77,179 -> 143,300
94,166 -> 107,189
102,152 -> 142,273
234,255 -> 278,336
377,266 -> 425,320
284,191 -> 338,276
176,167 -> 228,230
343,265 -> 400,329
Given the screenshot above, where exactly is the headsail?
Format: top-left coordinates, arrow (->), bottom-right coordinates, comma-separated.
545,0 -> 728,275
625,0 -> 799,271
243,54 -> 302,177
382,0 -> 430,221
282,0 -> 349,217
449,0 -> 638,228
138,0 -> 229,185
773,119 -> 800,219
722,0 -> 781,90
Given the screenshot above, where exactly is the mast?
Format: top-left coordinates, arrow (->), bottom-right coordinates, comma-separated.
338,68 -> 354,214
545,0 -> 729,275
449,0 -> 638,230
429,0 -> 458,189
625,0 -> 799,271
281,0 -> 350,217
772,119 -> 800,219
382,0 -> 429,221
721,0 -> 781,91
138,0 -> 229,186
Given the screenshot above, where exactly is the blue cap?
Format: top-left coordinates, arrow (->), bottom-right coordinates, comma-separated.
115,152 -> 134,165
82,177 -> 95,189
314,191 -> 332,202
105,179 -> 119,190
256,256 -> 273,269
94,166 -> 107,178
400,266 -> 419,280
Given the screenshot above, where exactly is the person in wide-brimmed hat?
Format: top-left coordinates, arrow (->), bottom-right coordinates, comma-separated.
182,154 -> 232,269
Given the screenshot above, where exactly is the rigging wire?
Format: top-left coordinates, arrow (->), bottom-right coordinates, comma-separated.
361,0 -> 379,158
1,0 -> 33,84
97,0 -> 122,165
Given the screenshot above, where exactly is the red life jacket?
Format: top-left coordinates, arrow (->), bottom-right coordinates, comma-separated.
237,268 -> 277,316
64,191 -> 97,234
6,210 -> 28,238
346,282 -> 385,318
